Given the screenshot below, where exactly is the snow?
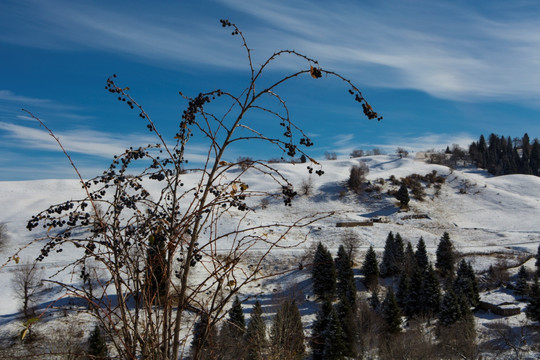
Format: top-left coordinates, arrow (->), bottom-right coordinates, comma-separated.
1,154 -> 540,357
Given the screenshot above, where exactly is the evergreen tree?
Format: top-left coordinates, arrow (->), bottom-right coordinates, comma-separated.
381,288 -> 401,334
335,245 -> 356,307
396,184 -> 410,208
435,232 -> 455,279
335,299 -> 357,358
245,300 -> 267,360
310,300 -> 332,360
415,237 -> 429,272
396,272 -> 413,317
369,287 -> 380,311
361,246 -> 379,290
228,296 -> 246,336
454,260 -> 480,308
526,276 -> 540,322
322,307 -> 347,360
270,300 -> 305,360
88,324 -> 108,359
514,266 -> 529,299
145,233 -> 168,301
312,242 -> 336,299
403,241 -> 416,276
438,289 -> 461,327
380,232 -> 403,277
421,264 -> 441,319
191,312 -> 218,360
408,265 -> 424,317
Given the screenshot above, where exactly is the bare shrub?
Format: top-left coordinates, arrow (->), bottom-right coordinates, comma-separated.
437,318 -> 479,360
350,149 -> 364,158
372,148 -> 384,155
379,323 -> 437,360
299,177 -> 314,196
396,147 -> 409,158
324,151 -> 337,160
17,20 -> 381,360
12,260 -> 44,318
486,259 -> 510,287
341,230 -> 360,263
237,156 -> 254,171
348,162 -> 369,193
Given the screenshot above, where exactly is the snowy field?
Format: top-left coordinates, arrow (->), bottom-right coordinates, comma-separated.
1,154 -> 540,358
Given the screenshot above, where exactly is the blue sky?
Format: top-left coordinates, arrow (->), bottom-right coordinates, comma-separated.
1,0 -> 540,180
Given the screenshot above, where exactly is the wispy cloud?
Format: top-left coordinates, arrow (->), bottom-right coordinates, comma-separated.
4,1 -> 539,102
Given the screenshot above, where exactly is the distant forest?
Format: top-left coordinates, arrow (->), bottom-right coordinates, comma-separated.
468,133 -> 540,176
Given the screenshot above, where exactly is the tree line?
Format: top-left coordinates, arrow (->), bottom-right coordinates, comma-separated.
469,133 -> 540,176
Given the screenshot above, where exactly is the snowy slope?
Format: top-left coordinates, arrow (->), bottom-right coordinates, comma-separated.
1,154 -> 540,358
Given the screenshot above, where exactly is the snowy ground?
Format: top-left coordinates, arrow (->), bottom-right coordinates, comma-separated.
1,154 -> 540,358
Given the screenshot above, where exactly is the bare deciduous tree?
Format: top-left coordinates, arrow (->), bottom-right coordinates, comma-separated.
16,19 -> 380,360
12,260 -> 43,319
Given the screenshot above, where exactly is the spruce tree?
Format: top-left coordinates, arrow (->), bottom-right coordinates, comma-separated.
191,312 -> 218,360
454,260 -> 480,308
335,299 -> 357,358
88,324 -> 108,359
421,264 -> 441,319
526,276 -> 540,322
245,300 -> 267,360
361,246 -> 379,290
369,287 -> 381,311
396,272 -> 412,317
145,233 -> 168,302
228,296 -> 246,337
438,289 -> 461,327
396,184 -> 410,208
322,307 -> 347,360
335,245 -> 356,307
380,232 -> 404,277
408,265 -> 424,317
403,241 -> 416,276
435,232 -> 455,279
514,266 -> 529,299
270,300 -> 305,360
310,300 -> 333,360
312,242 -> 336,299
381,288 -> 401,334
415,237 -> 429,272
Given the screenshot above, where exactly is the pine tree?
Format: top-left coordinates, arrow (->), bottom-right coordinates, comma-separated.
381,288 -> 401,334
361,246 -> 379,290
322,307 -> 347,360
396,272 -> 413,317
270,300 -> 305,360
88,324 -> 108,359
396,184 -> 410,208
415,237 -> 429,272
381,232 -> 404,277
310,300 -> 333,360
454,260 -> 480,308
191,312 -> 218,360
245,300 -> 267,360
421,264 -> 441,319
403,241 -> 416,276
145,233 -> 168,302
438,289 -> 461,327
408,265 -> 424,317
312,242 -> 336,299
335,299 -> 358,358
369,287 -> 380,311
514,266 -> 529,299
435,232 -> 455,279
526,276 -> 540,322
335,245 -> 356,307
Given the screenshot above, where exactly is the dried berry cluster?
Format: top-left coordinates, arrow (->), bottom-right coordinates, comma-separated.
348,89 -> 383,121
220,19 -> 239,35
282,185 -> 298,206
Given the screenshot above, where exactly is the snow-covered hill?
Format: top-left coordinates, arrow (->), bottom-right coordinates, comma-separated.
1,154 -> 540,358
